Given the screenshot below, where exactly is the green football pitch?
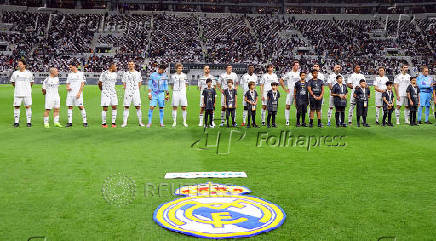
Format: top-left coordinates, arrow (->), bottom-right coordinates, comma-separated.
0,84 -> 435,241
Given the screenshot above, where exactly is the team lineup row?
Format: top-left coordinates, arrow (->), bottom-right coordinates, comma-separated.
9,59 -> 436,128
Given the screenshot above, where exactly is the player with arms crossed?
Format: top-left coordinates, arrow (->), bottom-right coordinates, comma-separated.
260,64 -> 279,126
327,65 -> 342,126
217,65 -> 239,126
347,65 -> 365,125
42,67 -> 62,128
170,63 -> 188,127
198,65 -> 216,127
98,62 -> 118,128
65,61 -> 87,127
122,61 -> 144,127
10,59 -> 34,127
374,67 -> 389,125
394,64 -> 411,125
280,60 -> 300,126
240,64 -> 257,126
147,64 -> 169,128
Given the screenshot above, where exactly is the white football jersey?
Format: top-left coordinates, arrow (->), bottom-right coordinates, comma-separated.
240,73 -> 258,93
10,70 -> 34,97
99,71 -> 118,96
307,72 -> 325,82
219,72 -> 238,90
261,72 -> 279,94
42,76 -> 60,97
122,71 -> 142,93
374,76 -> 389,91
198,74 -> 217,92
282,71 -> 300,93
347,72 -> 366,90
394,72 -> 411,96
66,71 -> 86,96
171,72 -> 188,92
328,72 -> 342,87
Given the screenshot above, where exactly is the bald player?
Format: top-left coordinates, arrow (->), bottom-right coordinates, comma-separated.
42,67 -> 62,128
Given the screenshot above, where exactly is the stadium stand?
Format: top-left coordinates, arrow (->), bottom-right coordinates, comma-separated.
0,2 -> 435,82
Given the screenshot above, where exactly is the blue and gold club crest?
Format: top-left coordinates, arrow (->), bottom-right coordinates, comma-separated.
153,182 -> 286,239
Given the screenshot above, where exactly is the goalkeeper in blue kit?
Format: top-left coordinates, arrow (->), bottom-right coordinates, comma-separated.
147,64 -> 169,128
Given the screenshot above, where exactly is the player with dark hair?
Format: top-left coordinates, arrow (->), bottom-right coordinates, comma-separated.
260,64 -> 279,126
170,63 -> 189,127
122,61 -> 143,127
240,64 -> 257,126
218,65 -> 239,126
416,66 -> 433,124
198,65 -> 216,127
10,59 -> 34,127
374,66 -> 389,125
65,61 -> 87,127
347,65 -> 366,125
394,64 -> 411,125
98,62 -> 118,128
280,60 -> 300,126
147,64 -> 169,128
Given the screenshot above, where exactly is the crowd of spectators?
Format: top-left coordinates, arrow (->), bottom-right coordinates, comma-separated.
0,10 -> 434,76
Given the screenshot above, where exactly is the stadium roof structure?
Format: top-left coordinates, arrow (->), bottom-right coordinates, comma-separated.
3,0 -> 436,14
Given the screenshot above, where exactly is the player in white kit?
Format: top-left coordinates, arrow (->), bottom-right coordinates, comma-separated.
374,67 -> 389,125
10,59 -> 34,127
98,62 -> 118,128
42,67 -> 62,128
347,65 -> 366,125
240,64 -> 258,126
65,61 -> 87,127
171,63 -> 189,127
394,64 -> 411,125
122,61 -> 144,127
306,63 -> 326,82
280,60 -> 300,126
198,65 -> 217,127
327,65 -> 342,126
260,64 -> 279,126
217,65 -> 239,126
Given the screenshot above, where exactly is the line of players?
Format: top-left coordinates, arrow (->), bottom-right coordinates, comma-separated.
10,59 -> 436,128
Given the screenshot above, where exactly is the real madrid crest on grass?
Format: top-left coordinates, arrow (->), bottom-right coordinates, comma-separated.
153,182 -> 286,239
